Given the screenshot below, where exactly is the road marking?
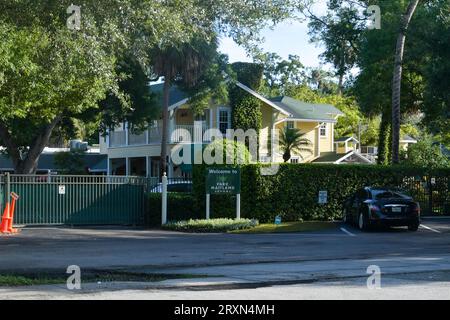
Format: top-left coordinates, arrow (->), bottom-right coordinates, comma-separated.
420,224 -> 441,233
340,227 -> 356,237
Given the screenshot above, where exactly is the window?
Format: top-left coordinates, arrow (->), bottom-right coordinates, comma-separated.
286,121 -> 294,130
218,108 -> 230,134
320,123 -> 327,137
290,157 -> 299,164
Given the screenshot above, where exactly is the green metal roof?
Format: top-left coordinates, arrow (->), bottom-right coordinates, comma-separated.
312,151 -> 352,163
150,83 -> 189,108
0,153 -> 107,172
269,96 -> 343,121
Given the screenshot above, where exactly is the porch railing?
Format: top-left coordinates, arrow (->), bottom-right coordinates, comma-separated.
109,124 -> 209,147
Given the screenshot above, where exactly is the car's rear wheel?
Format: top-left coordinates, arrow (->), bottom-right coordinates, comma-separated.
358,213 -> 368,231
408,223 -> 419,232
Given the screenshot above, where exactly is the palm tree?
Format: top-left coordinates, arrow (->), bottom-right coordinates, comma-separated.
150,36 -> 218,177
279,127 -> 313,163
391,0 -> 420,164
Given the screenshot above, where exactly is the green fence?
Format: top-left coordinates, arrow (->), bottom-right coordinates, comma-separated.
0,174 -> 158,226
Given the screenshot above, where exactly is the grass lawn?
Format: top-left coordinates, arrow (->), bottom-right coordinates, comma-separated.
0,271 -> 207,287
230,221 -> 338,234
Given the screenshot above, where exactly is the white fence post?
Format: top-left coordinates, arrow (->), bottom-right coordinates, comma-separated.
206,194 -> 210,220
236,194 -> 241,220
161,172 -> 168,225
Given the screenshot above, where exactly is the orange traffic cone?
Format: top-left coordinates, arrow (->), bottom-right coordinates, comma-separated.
8,193 -> 19,233
0,203 -> 11,234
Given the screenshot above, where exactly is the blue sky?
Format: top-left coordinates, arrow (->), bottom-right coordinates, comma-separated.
218,2 -> 329,69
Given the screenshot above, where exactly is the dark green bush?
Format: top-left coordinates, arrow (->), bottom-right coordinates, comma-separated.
147,192 -> 200,226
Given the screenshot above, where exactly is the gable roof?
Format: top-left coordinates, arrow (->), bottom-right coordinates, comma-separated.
335,136 -> 359,143
269,96 -> 343,122
312,151 -> 372,164
400,135 -> 417,143
149,83 -> 189,110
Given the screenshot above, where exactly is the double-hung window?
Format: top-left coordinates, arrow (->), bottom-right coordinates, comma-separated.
218,108 -> 231,135
286,121 -> 295,130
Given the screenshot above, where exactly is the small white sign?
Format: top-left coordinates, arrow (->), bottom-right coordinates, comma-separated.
59,185 -> 66,195
318,191 -> 328,204
431,178 -> 436,185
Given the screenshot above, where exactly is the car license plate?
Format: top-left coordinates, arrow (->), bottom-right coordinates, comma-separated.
392,207 -> 402,213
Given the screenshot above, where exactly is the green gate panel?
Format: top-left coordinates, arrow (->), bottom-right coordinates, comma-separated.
2,175 -> 152,226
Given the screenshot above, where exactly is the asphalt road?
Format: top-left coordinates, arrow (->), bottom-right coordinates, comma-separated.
0,218 -> 449,299
1,218 -> 449,272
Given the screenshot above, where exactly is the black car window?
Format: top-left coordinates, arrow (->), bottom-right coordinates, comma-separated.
372,190 -> 406,200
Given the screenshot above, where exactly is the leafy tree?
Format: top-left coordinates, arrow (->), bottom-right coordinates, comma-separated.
279,127 -> 313,162
54,151 -> 87,175
0,0 -> 310,173
403,134 -> 450,168
352,1 -> 425,164
306,0 -> 365,93
253,51 -> 305,96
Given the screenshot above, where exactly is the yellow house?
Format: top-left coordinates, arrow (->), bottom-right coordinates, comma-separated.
99,81 -> 370,177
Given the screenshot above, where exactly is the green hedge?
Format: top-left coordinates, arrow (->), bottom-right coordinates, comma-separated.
192,164 -> 450,222
147,192 -> 200,226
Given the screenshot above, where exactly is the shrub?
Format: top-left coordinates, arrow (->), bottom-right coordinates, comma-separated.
162,218 -> 258,233
147,193 -> 199,226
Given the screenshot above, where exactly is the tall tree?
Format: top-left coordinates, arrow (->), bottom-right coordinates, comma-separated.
149,36 -> 219,176
391,0 -> 421,164
306,0 -> 364,93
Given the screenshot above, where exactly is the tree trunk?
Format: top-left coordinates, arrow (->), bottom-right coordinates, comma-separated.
0,116 -> 62,174
377,108 -> 391,165
337,73 -> 344,94
160,76 -> 170,178
391,0 -> 420,164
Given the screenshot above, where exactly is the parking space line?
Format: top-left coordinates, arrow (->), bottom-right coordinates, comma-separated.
340,227 -> 356,237
420,224 -> 441,233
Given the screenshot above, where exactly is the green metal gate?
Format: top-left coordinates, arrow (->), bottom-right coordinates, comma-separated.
0,174 -> 157,225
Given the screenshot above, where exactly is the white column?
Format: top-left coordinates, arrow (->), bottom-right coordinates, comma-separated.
125,121 -> 129,146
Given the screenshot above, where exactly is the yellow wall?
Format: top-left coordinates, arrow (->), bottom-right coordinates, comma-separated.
319,123 -> 334,153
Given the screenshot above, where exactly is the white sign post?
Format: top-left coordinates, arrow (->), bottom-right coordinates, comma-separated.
161,173 -> 168,225
206,194 -> 210,220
